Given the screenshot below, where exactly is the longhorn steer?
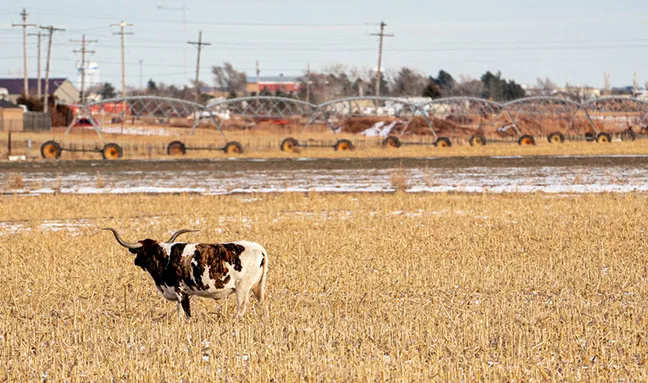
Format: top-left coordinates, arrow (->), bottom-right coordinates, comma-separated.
103,228 -> 268,319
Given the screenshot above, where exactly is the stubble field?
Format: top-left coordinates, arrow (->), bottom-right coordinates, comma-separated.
1,192 -> 648,381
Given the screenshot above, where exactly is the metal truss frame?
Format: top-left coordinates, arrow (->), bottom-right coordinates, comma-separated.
503,96 -> 584,135
301,96 -> 436,141
580,96 -> 648,134
419,97 -> 513,137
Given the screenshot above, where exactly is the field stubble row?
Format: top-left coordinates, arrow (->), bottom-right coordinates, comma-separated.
1,193 -> 648,381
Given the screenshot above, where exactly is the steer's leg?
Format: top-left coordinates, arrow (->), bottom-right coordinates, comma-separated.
180,295 -> 191,319
234,280 -> 253,318
174,291 -> 191,320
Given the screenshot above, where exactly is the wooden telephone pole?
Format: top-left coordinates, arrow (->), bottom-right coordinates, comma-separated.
28,31 -> 43,98
13,9 -> 36,97
188,31 -> 210,103
370,21 -> 393,97
71,35 -> 97,105
40,25 -> 64,112
111,21 -> 134,100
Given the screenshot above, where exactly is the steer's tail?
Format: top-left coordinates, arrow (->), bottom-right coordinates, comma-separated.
254,248 -> 268,303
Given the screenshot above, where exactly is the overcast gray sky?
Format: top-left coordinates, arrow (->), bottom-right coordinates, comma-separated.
1,0 -> 647,90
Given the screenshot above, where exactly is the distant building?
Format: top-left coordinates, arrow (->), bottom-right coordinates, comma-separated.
521,84 -> 601,101
201,75 -> 302,99
0,78 -> 80,105
246,75 -> 301,94
0,99 -> 24,132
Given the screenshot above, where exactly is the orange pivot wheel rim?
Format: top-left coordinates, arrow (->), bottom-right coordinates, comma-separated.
520,138 -> 533,146
104,147 -> 119,159
43,143 -> 59,158
169,144 -> 184,155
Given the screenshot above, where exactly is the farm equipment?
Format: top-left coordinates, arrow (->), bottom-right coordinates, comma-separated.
40,113 -> 124,160
280,97 -> 452,152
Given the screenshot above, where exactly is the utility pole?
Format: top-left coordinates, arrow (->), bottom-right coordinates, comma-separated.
256,60 -> 260,94
13,9 -> 36,97
370,21 -> 393,97
112,21 -> 134,100
188,30 -> 210,103
157,5 -> 189,77
305,63 -> 310,103
71,34 -> 97,105
139,60 -> 143,90
41,25 -> 64,113
28,31 -> 43,98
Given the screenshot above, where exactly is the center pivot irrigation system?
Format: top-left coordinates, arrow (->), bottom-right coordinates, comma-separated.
42,95 -> 648,160
279,97 -> 451,152
40,96 -> 242,160
204,96 -> 318,154
579,96 -> 648,142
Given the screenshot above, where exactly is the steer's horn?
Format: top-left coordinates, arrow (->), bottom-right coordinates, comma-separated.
102,228 -> 143,250
167,229 -> 199,243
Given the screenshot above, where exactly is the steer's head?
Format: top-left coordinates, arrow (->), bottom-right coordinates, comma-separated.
103,228 -> 199,271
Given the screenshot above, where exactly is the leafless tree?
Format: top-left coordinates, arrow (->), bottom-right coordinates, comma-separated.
535,77 -> 557,96
390,67 -> 426,97
448,75 -> 483,97
212,62 -> 247,96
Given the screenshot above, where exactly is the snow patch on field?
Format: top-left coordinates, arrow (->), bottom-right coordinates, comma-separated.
1,165 -> 647,196
360,121 -> 398,137
85,125 -> 171,136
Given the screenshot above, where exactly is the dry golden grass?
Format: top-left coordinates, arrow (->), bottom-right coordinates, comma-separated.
1,192 -> 648,381
3,129 -> 648,161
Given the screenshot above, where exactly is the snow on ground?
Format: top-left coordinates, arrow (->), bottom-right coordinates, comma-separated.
360,121 -> 398,137
84,126 -> 171,136
1,165 -> 647,196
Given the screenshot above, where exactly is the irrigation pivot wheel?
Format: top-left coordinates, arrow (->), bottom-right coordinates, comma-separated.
167,140 -> 187,156
435,137 -> 452,148
334,139 -> 353,151
596,132 -> 612,143
280,137 -> 299,152
102,143 -> 123,160
547,132 -> 565,144
620,129 -> 637,142
382,136 -> 401,148
469,134 -> 487,147
41,140 -> 62,159
224,141 -> 244,154
518,135 -> 536,146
